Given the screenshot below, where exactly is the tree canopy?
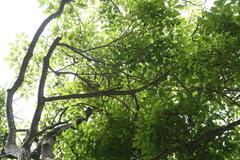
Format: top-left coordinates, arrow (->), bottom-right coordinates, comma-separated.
0,0 -> 240,159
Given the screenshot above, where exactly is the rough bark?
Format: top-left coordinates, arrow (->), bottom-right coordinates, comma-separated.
22,37 -> 61,150
41,137 -> 56,160
4,0 -> 70,159
17,148 -> 30,160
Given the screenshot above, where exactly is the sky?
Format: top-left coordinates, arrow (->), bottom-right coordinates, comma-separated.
0,0 -> 215,84
204,0 -> 215,9
0,0 -> 44,122
0,0 -> 44,86
0,0 -> 215,122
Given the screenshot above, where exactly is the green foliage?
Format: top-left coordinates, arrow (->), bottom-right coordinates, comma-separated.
54,102 -> 135,160
5,0 -> 240,159
0,88 -> 7,148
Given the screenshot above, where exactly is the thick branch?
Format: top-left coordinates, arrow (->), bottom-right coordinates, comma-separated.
22,37 -> 61,150
5,0 -> 69,147
39,108 -> 92,159
46,90 -> 136,101
154,119 -> 240,160
45,72 -> 169,102
37,121 -> 70,137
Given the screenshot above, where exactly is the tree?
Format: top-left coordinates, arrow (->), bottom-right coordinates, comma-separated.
0,0 -> 240,159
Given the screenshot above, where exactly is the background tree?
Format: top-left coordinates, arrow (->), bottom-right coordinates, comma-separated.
0,88 -> 7,150
0,0 -> 239,159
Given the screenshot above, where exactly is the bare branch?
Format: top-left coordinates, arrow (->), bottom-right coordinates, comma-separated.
5,0 -> 70,148
22,37 -> 61,150
37,121 -> 70,137
37,111 -> 95,159
45,72 -> 169,102
16,129 -> 29,133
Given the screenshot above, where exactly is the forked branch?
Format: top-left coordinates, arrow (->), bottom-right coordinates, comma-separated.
22,37 -> 61,150
5,0 -> 70,149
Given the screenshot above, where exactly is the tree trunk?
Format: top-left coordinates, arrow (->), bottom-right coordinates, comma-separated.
18,148 -> 30,160
41,136 -> 56,160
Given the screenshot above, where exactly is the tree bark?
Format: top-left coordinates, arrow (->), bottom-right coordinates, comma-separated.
3,0 -> 71,158
17,148 -> 30,160
41,136 -> 56,160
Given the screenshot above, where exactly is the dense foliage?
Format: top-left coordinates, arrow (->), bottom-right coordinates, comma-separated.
1,0 -> 240,159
